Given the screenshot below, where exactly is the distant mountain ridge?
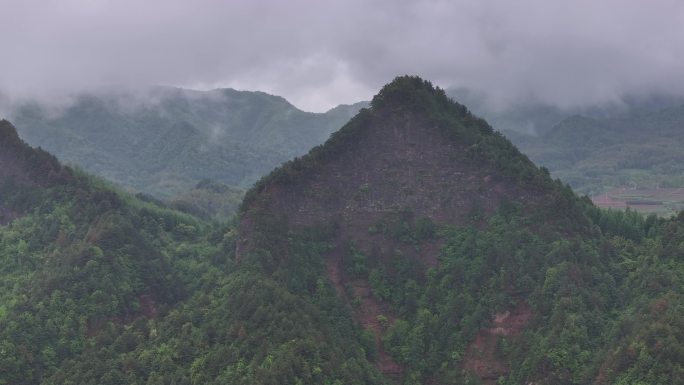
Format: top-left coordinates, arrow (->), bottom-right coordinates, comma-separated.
511,104 -> 684,194
447,87 -> 684,136
446,88 -> 684,195
5,86 -> 367,198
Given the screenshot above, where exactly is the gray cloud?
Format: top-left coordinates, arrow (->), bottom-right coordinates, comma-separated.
1,0 -> 683,111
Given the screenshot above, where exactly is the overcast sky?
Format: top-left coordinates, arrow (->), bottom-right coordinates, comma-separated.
1,0 -> 684,112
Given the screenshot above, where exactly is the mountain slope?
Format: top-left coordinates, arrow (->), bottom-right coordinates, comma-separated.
447,87 -> 684,137
0,120 -> 217,384
241,78 -> 567,227
0,119 -> 73,223
238,76 -> 602,383
238,77 -> 684,384
2,79 -> 684,385
7,87 -> 367,197
0,119 -> 384,385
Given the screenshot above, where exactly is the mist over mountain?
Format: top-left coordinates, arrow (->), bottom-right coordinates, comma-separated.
447,87 -> 684,136
5,80 -> 683,214
4,0 -> 684,114
443,88 -> 684,198
3,87 -> 366,198
1,77 -> 684,385
2,0 -> 684,382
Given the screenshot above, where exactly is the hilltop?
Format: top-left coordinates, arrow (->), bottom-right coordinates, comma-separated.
239,76 -> 584,258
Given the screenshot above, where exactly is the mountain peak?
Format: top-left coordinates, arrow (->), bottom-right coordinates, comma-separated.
369,76 -> 479,124
370,75 -> 450,110
243,76 -> 550,214
237,75 -> 577,264
237,76 -> 584,378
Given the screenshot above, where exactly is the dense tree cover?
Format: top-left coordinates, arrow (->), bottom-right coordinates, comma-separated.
239,77 -> 684,384
2,78 -> 684,385
237,199 -> 684,384
0,175 -> 387,384
0,121 -> 384,385
7,87 -> 366,198
245,76 -> 559,210
230,197 -> 684,384
0,164 -> 217,384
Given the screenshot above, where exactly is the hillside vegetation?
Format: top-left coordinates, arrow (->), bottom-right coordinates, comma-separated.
1,77 -> 683,385
0,119 -> 382,385
238,77 -> 684,384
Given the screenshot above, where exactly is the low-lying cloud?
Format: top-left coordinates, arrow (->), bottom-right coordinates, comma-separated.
1,0 -> 683,112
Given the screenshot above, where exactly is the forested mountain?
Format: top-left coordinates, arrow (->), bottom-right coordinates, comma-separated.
238,77 -> 684,384
512,106 -> 684,194
5,87 -> 366,197
0,120 -> 72,223
0,119 -> 229,384
447,88 -> 684,194
1,78 -> 684,385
